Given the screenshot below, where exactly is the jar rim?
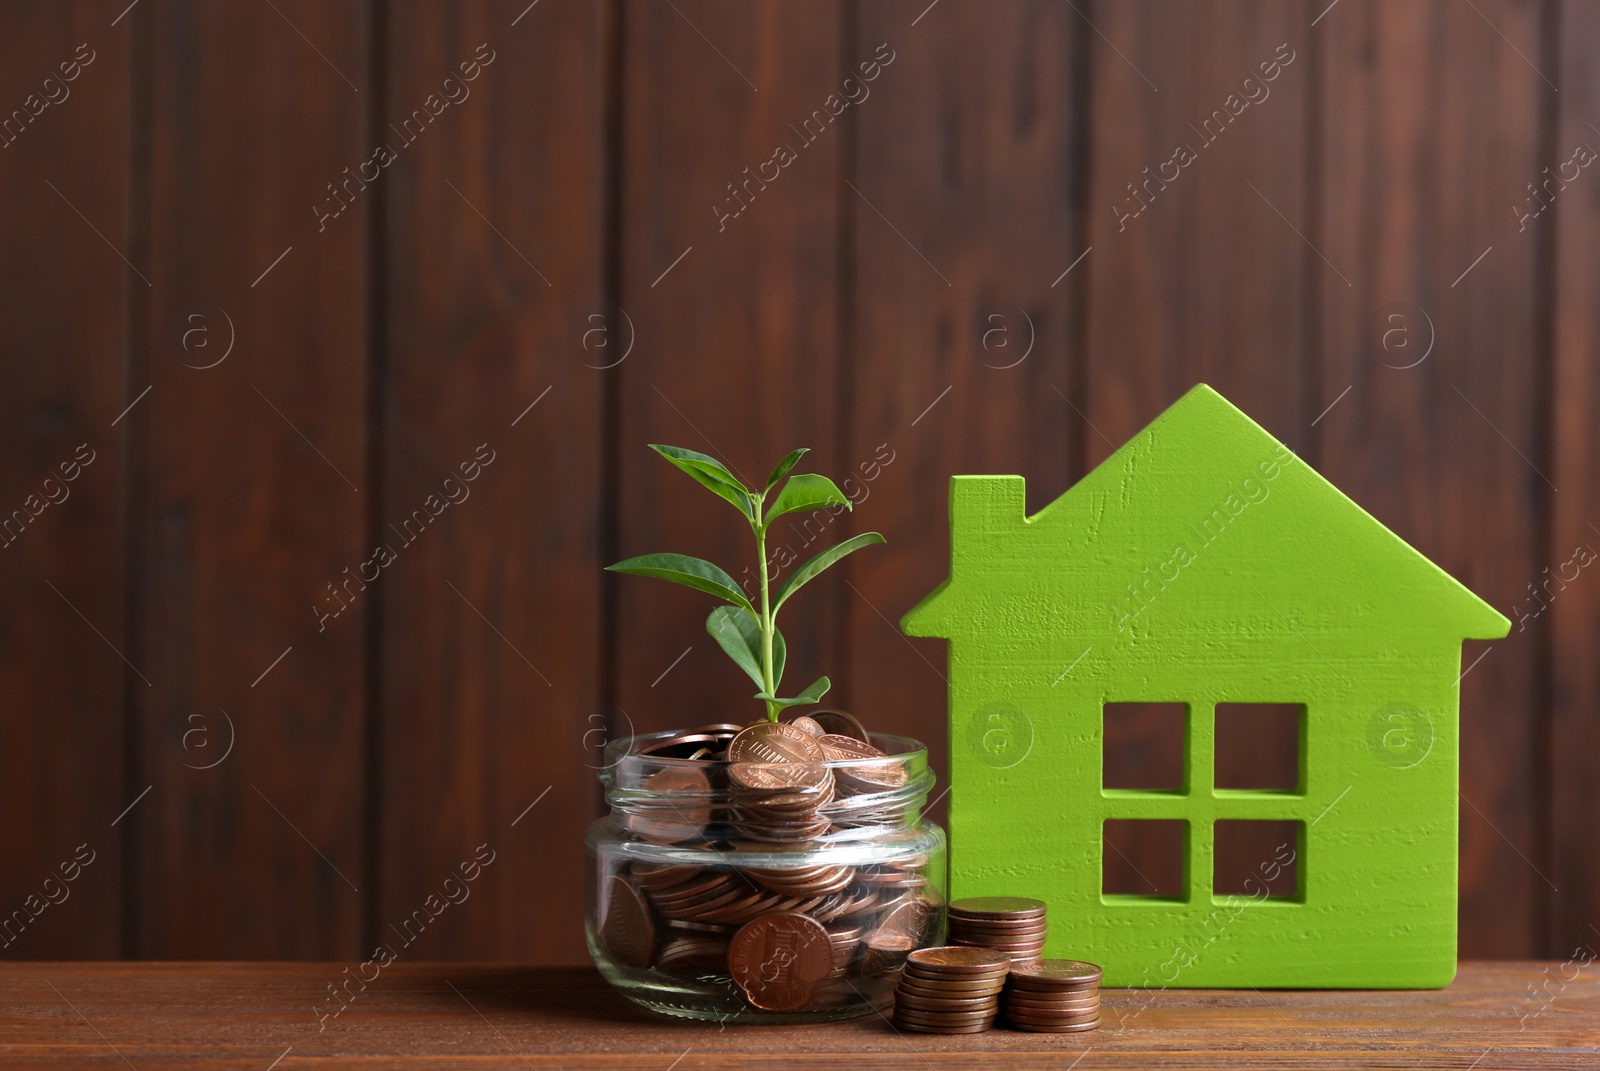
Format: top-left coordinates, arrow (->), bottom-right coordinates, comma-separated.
601,729 -> 928,772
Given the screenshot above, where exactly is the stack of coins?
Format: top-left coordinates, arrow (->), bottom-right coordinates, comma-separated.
1001,959 -> 1103,1032
891,946 -> 1010,1034
947,896 -> 1048,968
726,722 -> 836,843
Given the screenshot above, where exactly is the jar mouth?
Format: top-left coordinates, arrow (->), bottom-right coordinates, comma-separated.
599,730 -> 935,848
602,729 -> 927,772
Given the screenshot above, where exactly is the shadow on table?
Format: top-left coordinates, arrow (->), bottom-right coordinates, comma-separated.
419,965 -> 663,1026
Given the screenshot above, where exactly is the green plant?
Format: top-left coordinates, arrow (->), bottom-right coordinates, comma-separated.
607,444 -> 885,722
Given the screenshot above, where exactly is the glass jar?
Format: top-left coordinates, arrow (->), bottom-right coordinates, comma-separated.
586,729 -> 947,1023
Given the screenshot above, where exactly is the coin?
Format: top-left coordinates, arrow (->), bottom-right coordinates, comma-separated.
894,991 -> 999,1012
816,734 -> 909,794
1004,1000 -> 1102,1019
1003,991 -> 1102,1010
636,731 -> 737,759
962,933 -> 1048,945
729,761 -> 830,792
897,977 -> 1007,998
949,916 -> 1049,932
1006,959 -> 1104,988
894,1018 -> 993,1035
655,936 -> 729,974
728,911 -> 833,1011
948,896 -> 1047,918
873,897 -> 931,942
785,707 -> 871,743
786,715 -> 826,737
598,875 -> 655,969
628,765 -> 712,843
1003,1014 -> 1102,1033
727,721 -> 826,765
665,918 -> 735,936
893,1007 -> 998,1027
905,946 -> 1012,975
816,734 -> 887,760
1003,1006 -> 1102,1023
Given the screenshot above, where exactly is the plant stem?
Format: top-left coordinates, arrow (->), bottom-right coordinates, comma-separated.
755,521 -> 778,721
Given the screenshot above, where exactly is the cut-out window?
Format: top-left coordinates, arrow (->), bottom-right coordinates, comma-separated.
1213,819 -> 1301,899
1102,819 -> 1186,898
1214,703 -> 1303,791
1103,702 -> 1186,791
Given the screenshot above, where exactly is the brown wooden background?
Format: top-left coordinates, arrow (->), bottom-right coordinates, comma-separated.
0,0 -> 1591,965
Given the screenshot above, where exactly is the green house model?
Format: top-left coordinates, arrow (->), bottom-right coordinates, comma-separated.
902,384 -> 1509,989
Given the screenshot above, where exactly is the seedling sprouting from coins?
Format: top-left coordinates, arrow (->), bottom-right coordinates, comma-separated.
607,444 -> 884,721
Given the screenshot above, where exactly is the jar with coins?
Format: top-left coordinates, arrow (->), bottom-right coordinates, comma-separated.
586,711 -> 948,1023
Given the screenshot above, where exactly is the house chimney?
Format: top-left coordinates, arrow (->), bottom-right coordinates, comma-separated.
949,475 -> 1027,549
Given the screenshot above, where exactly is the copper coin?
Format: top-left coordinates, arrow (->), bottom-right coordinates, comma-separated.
858,930 -> 918,977
727,721 -> 826,765
893,1007 -> 999,1026
598,876 -> 655,969
818,735 -> 909,790
894,1018 -> 993,1035
964,945 -> 1048,957
873,897 -> 932,942
905,946 -> 1012,975
785,707 -> 871,743
953,930 -> 1047,943
950,933 -> 1048,946
998,992 -> 1100,1011
894,991 -> 1000,1012
949,917 -> 1049,932
951,933 -> 1047,946
961,942 -> 1048,956
1004,994 -> 1102,1013
786,715 -> 826,737
998,1011 -> 1100,1024
628,765 -> 712,843
816,734 -> 887,761
665,918 -> 735,936
1004,983 -> 1101,1002
728,760 -> 830,793
728,911 -> 833,1011
1004,981 -> 1099,1000
1006,959 -> 1104,988
897,977 -> 1007,998
894,1009 -> 999,1028
655,936 -> 729,974
1004,1007 -> 1102,1024
635,732 -> 736,758
902,965 -> 1010,987
949,916 -> 1048,929
948,897 -> 1047,918
953,940 -> 1047,954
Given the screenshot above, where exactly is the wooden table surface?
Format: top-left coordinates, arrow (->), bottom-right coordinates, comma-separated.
1,962 -> 1596,1069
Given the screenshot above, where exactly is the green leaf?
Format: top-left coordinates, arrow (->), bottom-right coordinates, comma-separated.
763,473 -> 851,525
707,606 -> 785,692
606,553 -> 756,615
772,532 -> 887,612
649,444 -> 753,519
764,448 -> 809,491
755,676 -> 831,710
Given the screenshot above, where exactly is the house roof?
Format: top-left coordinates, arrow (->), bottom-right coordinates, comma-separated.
901,383 -> 1510,643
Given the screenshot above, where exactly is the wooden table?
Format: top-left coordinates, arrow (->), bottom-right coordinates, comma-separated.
2,962 -> 1596,1068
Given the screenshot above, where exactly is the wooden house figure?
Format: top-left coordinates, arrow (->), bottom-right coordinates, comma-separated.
901,384 -> 1508,988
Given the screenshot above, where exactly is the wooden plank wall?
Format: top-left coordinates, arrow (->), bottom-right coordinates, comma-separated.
0,0 -> 1589,964
0,1 -> 128,959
